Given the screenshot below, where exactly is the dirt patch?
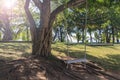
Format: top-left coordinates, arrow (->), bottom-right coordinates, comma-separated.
0,57 -> 120,80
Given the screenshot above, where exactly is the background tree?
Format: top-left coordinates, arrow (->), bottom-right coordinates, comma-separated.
0,0 -> 31,41
0,6 -> 13,41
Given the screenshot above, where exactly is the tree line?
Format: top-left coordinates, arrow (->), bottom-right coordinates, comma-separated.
53,0 -> 120,43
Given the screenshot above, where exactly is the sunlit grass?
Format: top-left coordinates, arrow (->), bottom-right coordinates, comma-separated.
52,42 -> 120,71
52,42 -> 120,58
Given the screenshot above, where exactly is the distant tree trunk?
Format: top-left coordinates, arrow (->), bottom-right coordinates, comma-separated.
24,0 -> 85,57
60,27 -> 64,42
98,29 -> 102,43
105,30 -> 108,43
90,33 -> 92,43
88,30 -> 92,43
1,11 -> 13,41
76,32 -> 81,43
82,27 -> 85,43
106,33 -> 110,43
105,27 -> 111,43
106,33 -> 111,43
53,28 -> 58,41
116,32 -> 119,43
112,26 -> 115,43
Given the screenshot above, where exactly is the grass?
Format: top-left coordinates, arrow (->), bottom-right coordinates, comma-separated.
52,42 -> 120,71
0,42 -> 120,71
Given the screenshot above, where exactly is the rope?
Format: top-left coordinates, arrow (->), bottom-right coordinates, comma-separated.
84,0 -> 88,68
65,0 -> 88,63
66,29 -> 70,59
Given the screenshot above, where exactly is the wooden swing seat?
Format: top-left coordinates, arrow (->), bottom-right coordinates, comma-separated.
64,58 -> 87,64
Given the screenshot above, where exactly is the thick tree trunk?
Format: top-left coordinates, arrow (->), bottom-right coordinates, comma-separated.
32,28 -> 51,56
32,0 -> 51,56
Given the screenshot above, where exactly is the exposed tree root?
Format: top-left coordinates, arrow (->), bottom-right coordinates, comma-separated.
0,58 -> 120,80
80,62 -> 120,80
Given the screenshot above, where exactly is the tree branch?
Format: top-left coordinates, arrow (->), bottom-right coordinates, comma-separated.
24,0 -> 36,40
32,0 -> 42,10
49,0 -> 85,27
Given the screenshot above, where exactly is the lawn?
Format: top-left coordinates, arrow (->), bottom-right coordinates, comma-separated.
52,42 -> 120,71
0,42 -> 120,71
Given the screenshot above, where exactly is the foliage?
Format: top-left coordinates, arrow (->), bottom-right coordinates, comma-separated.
53,0 -> 120,43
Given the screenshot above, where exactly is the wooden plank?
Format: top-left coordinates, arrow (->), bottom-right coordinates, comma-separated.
65,59 -> 87,64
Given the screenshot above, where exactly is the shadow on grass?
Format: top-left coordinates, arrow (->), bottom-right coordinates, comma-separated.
0,43 -> 31,61
98,54 -> 120,71
53,46 -> 120,71
0,55 -> 15,61
21,52 -> 31,58
88,45 -> 120,50
0,43 -> 31,52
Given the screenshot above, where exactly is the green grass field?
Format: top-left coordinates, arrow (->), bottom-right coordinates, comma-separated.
0,42 -> 120,71
52,42 -> 120,71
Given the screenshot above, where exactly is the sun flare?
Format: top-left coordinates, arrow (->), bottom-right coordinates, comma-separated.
3,0 -> 16,9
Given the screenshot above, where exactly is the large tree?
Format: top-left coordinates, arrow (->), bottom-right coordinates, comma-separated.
24,0 -> 85,57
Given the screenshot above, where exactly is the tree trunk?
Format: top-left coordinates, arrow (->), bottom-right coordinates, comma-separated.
60,27 -> 64,42
98,29 -> 102,43
89,31 -> 92,43
2,28 -> 13,41
32,28 -> 51,56
1,12 -> 13,41
116,32 -> 119,43
105,27 -> 110,43
82,27 -> 85,43
32,0 -> 51,56
53,28 -> 58,41
112,26 -> 115,43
